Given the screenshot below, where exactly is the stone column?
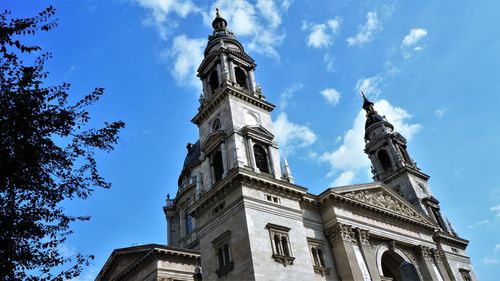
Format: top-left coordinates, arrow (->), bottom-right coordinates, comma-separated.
248,69 -> 256,93
216,64 -> 222,88
432,249 -> 452,281
326,223 -> 365,281
195,173 -> 203,199
266,146 -> 275,176
355,228 -> 381,281
220,54 -> 230,84
416,246 -> 439,280
228,60 -> 235,84
246,138 -> 257,171
220,142 -> 228,177
202,79 -> 208,100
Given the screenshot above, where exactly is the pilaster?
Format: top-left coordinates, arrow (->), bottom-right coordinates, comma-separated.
325,223 -> 365,281
416,246 -> 439,281
432,249 -> 452,281
354,228 -> 381,281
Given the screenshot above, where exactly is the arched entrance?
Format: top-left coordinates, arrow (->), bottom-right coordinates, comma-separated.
381,251 -> 421,281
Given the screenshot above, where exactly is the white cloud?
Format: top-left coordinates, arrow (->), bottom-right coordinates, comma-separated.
135,0 -> 200,39
280,84 -> 303,110
274,112 -> 317,155
484,256 -> 499,265
467,219 -> 491,228
323,53 -> 335,71
332,171 -> 355,187
347,11 -> 382,46
402,28 -> 428,47
207,0 -> 288,60
495,244 -> 500,252
355,75 -> 383,97
402,28 -> 428,58
435,107 -> 446,119
320,88 -> 341,105
320,99 -> 422,186
305,18 -> 341,49
490,205 -> 500,216
168,35 -> 205,91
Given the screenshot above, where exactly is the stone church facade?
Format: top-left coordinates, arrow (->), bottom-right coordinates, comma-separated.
96,11 -> 477,281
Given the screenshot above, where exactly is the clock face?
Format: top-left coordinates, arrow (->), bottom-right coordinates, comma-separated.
212,118 -> 222,131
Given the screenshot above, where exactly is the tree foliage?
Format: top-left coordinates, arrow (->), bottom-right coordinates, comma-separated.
0,6 -> 125,280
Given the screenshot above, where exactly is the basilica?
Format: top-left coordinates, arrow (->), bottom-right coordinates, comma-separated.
96,11 -> 476,281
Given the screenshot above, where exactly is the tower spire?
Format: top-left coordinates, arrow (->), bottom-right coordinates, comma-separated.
282,158 -> 294,183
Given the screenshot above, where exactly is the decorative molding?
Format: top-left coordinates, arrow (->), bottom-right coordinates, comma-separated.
417,245 -> 433,261
272,254 -> 295,266
215,261 -> 234,277
313,266 -> 330,276
355,228 -> 370,246
326,222 -> 354,244
343,190 -> 427,223
431,249 -> 444,263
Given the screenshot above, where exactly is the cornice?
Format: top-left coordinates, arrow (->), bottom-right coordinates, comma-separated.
189,167 -> 307,216
192,84 -> 275,125
433,231 -> 469,249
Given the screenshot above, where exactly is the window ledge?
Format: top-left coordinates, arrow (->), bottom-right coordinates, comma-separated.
215,261 -> 234,277
313,266 -> 330,276
272,254 -> 295,267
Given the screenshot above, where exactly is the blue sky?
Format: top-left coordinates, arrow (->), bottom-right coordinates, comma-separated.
4,0 -> 500,279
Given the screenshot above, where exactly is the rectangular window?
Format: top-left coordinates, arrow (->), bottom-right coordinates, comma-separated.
459,268 -> 472,281
211,230 -> 234,277
212,202 -> 225,215
307,237 -> 330,276
265,194 -> 280,204
266,223 -> 295,266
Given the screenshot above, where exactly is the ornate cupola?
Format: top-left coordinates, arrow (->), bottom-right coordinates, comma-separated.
196,9 -> 262,105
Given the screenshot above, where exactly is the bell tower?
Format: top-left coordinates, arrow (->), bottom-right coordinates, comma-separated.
362,93 -> 451,232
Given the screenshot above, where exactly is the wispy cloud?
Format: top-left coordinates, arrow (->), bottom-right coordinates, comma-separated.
280,83 -> 304,110
320,99 -> 422,186
495,244 -> 500,252
402,28 -> 428,58
274,112 -> 317,155
484,256 -> 499,265
320,88 -> 341,105
347,11 -> 382,46
355,75 -> 383,97
490,205 -> 500,217
167,35 -> 205,91
467,219 -> 491,228
303,18 -> 342,49
135,0 -> 201,40
435,106 -> 446,119
205,0 -> 290,60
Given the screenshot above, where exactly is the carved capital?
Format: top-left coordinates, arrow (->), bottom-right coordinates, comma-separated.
355,228 -> 370,246
326,222 -> 354,244
417,246 -> 433,261
431,249 -> 444,263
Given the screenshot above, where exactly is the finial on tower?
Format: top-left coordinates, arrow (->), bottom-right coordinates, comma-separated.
212,7 -> 228,31
282,158 -> 294,183
361,90 -> 375,114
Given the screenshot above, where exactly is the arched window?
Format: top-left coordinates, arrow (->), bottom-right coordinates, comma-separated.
223,244 -> 230,265
281,236 -> 290,256
217,247 -> 224,269
213,150 -> 224,182
317,249 -> 325,267
274,235 -> 282,255
209,71 -> 219,93
378,149 -> 392,171
311,248 -> 319,266
235,67 -> 248,89
253,145 -> 269,173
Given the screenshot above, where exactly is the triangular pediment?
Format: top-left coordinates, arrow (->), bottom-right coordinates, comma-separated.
242,125 -> 274,143
334,184 -> 435,226
201,131 -> 226,152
